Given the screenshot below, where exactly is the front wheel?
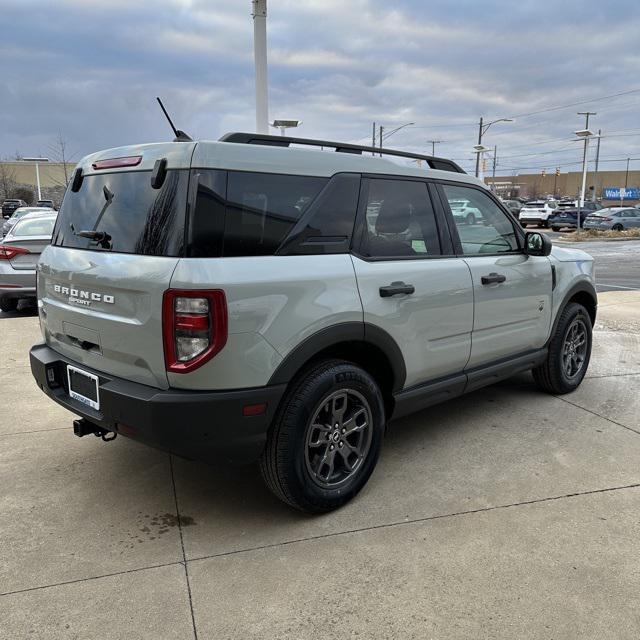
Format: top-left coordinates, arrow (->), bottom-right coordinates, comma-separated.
260,360 -> 385,513
533,303 -> 592,394
466,213 -> 475,226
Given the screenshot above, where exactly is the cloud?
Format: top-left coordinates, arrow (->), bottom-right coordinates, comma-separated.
0,0 -> 638,176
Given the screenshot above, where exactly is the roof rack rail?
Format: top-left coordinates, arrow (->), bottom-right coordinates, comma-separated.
219,132 -> 466,174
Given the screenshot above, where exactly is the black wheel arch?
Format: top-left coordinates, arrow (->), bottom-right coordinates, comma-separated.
548,280 -> 597,345
268,322 -> 406,412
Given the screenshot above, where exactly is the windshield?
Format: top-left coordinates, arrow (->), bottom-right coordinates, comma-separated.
11,216 -> 57,237
52,169 -> 188,256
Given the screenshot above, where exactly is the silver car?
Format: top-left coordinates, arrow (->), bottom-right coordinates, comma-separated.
0,212 -> 57,312
583,207 -> 640,231
2,206 -> 55,237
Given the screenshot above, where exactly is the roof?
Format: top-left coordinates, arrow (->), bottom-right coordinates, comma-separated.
76,136 -> 487,189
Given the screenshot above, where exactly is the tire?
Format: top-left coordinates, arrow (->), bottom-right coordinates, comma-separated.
612,223 -> 623,231
533,302 -> 592,394
551,227 -> 560,232
466,213 -> 475,226
521,223 -> 528,228
0,298 -> 18,313
260,359 -> 385,513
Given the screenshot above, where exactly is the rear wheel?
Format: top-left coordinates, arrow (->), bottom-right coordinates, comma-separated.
533,303 -> 592,394
0,298 -> 18,313
260,360 -> 385,513
551,227 -> 560,232
612,223 -> 624,231
466,213 -> 475,225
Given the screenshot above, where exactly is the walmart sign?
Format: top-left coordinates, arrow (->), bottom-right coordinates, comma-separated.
604,187 -> 640,200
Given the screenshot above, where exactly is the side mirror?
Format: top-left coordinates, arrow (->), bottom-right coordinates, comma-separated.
525,231 -> 552,256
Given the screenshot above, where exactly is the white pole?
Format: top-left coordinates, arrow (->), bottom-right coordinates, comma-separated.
478,151 -> 485,183
35,162 -> 42,200
252,0 -> 269,133
578,137 -> 590,231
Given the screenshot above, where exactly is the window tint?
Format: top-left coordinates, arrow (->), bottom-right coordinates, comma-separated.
187,169 -> 226,257
278,173 -> 360,255
442,184 -> 519,255
224,172 -> 327,256
53,170 -> 188,256
361,179 -> 440,258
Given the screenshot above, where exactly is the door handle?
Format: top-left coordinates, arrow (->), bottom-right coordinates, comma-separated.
481,272 -> 506,285
379,281 -> 415,297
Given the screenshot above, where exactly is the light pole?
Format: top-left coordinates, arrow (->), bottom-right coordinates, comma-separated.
22,157 -> 49,201
252,0 -> 269,133
592,129 -> 602,202
475,117 -> 514,177
575,128 -> 594,231
379,122 -> 415,156
270,120 -> 302,136
621,157 -> 630,207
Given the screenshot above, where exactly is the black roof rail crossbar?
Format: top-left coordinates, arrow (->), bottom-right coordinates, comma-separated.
219,132 -> 466,174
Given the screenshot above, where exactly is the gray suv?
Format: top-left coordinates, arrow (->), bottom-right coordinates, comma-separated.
30,133 -> 597,513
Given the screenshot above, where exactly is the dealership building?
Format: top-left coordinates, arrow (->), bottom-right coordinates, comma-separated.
485,169 -> 640,205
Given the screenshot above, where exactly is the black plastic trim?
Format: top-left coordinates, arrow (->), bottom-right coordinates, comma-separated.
548,280 -> 598,342
268,322 -> 407,392
30,343 -> 286,464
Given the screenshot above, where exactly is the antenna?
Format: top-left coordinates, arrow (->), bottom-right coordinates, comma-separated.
156,97 -> 193,142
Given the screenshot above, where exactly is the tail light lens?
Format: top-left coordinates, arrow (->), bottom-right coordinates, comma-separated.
0,245 -> 29,260
162,289 -> 227,373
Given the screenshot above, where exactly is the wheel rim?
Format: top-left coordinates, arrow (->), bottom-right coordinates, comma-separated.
304,389 -> 373,488
562,318 -> 588,379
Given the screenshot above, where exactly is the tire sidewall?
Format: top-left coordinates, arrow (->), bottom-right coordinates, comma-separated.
554,304 -> 593,390
282,363 -> 385,510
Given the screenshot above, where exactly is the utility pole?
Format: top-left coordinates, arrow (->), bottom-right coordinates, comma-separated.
491,145 -> 497,190
378,125 -> 384,157
475,117 -> 483,178
428,140 -> 443,156
577,112 -> 596,231
592,129 -> 602,202
372,122 -> 376,156
252,0 -> 269,133
620,157 -> 631,207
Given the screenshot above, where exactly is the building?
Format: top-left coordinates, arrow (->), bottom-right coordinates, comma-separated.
485,168 -> 640,205
0,161 -> 75,208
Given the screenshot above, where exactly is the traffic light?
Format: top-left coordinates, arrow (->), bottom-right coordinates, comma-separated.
555,167 -> 560,176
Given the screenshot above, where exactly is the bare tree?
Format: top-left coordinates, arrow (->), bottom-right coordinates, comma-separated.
47,133 -> 77,187
0,163 -> 17,201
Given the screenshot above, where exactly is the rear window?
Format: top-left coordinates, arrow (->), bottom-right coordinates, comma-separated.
12,216 -> 56,237
52,170 -> 188,256
189,170 -> 328,257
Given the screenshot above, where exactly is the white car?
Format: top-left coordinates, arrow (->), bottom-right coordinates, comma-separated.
448,199 -> 482,225
519,200 -> 558,228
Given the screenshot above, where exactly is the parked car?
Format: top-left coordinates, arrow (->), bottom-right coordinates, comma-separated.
583,208 -> 640,231
30,133 -> 596,513
36,199 -> 55,209
2,199 -> 26,218
518,200 -> 559,227
501,199 -> 522,218
448,198 -> 482,225
2,206 -> 55,237
549,202 -> 602,231
0,211 -> 57,312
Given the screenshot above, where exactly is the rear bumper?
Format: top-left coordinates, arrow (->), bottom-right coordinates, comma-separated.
519,216 -> 548,224
30,343 -> 286,464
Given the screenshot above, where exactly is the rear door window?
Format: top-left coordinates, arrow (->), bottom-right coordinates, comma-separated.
52,170 -> 189,256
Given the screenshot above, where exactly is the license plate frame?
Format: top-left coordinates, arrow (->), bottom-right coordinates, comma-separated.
67,365 -> 100,411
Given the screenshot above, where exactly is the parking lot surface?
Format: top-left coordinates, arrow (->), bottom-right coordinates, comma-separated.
1,290 -> 640,638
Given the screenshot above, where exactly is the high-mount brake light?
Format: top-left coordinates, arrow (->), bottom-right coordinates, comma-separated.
92,156 -> 142,170
162,289 -> 228,373
0,245 -> 29,260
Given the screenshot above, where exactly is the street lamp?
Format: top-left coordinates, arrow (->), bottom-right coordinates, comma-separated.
575,128 -> 593,230
473,144 -> 490,182
270,120 -> 302,136
21,157 -> 49,201
475,117 -> 514,177
379,122 -> 415,156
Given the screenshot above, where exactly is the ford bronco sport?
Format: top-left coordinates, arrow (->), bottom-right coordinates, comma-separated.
30,133 -> 596,513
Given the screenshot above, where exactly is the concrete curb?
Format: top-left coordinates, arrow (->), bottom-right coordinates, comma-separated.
554,236 -> 640,244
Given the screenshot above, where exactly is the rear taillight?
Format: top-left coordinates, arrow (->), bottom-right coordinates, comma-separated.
162,289 -> 227,373
0,245 -> 29,260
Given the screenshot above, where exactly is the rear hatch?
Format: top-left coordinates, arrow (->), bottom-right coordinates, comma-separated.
38,142 -> 195,389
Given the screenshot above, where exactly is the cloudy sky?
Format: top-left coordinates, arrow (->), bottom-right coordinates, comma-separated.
1,0 -> 639,175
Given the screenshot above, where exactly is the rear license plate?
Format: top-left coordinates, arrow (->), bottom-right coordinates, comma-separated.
67,365 -> 100,410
